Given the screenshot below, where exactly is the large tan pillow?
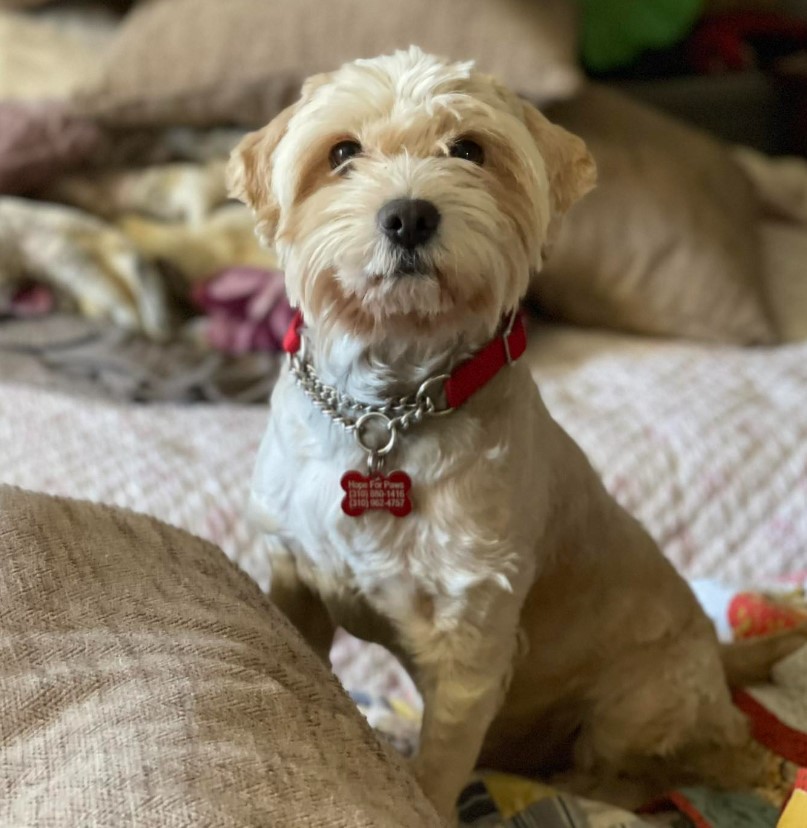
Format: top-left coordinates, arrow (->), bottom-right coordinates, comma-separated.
76,0 -> 581,127
0,486 -> 440,828
0,10 -> 105,100
734,146 -> 807,342
535,86 -> 775,344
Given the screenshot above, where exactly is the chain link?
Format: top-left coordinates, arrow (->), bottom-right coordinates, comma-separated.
288,352 -> 447,438
287,332 -> 457,473
287,310 -> 517,473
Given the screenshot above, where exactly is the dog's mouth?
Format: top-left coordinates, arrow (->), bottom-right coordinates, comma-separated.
393,250 -> 428,277
362,240 -> 439,282
371,249 -> 436,281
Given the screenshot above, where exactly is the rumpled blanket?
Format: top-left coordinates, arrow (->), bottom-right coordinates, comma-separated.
42,159 -> 230,222
0,315 -> 278,403
0,197 -> 171,338
116,205 -> 275,281
191,267 -> 293,354
0,93 -> 243,199
0,100 -> 103,194
0,145 -> 281,338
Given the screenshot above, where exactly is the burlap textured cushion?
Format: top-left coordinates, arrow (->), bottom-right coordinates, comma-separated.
76,0 -> 581,128
535,86 -> 775,344
0,486 -> 439,828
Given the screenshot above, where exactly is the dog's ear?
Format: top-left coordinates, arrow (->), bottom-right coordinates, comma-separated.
226,103 -> 299,241
521,101 -> 596,239
227,72 -> 332,243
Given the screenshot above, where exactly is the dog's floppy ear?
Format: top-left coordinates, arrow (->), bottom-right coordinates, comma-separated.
226,103 -> 299,241
521,101 -> 596,239
227,72 -> 332,243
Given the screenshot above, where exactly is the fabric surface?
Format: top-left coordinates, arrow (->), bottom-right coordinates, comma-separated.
115,205 -> 276,283
538,85 -> 774,344
734,147 -> 807,343
0,0 -> 56,7
760,223 -> 807,343
0,315 -> 280,403
0,9 -> 108,100
24,152 -> 274,304
76,0 -> 581,128
0,485 -> 440,828
2,318 -> 806,587
191,267 -> 295,354
34,159 -> 276,285
0,101 -> 103,195
43,159 -> 232,223
0,197 -> 171,338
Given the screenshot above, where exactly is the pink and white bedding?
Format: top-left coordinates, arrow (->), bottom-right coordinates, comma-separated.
3,317 -> 804,586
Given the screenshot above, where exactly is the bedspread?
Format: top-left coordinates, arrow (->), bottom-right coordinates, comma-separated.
2,318 -> 804,585
2,306 -> 806,828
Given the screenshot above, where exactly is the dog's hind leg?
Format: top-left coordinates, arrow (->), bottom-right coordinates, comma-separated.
569,640 -> 757,807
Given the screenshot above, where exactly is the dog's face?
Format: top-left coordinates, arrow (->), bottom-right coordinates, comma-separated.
229,48 -> 595,343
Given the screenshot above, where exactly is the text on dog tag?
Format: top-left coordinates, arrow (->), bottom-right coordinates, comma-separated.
340,470 -> 412,517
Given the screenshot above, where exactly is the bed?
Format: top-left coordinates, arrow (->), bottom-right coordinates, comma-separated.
1,2 -> 806,826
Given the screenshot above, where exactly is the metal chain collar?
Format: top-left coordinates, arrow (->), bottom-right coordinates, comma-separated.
287,340 -> 452,473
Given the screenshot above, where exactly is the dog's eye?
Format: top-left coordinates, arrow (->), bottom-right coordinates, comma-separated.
329,140 -> 362,170
449,139 -> 485,166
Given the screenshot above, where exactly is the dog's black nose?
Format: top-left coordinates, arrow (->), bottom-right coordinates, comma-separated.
377,198 -> 441,249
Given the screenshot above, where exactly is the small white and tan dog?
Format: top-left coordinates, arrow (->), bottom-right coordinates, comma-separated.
229,47 -> 806,822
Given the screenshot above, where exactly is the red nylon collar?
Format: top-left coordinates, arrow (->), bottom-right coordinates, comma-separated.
282,310 -> 527,410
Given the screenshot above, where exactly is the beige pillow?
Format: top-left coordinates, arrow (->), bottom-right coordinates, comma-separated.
0,486 -> 440,828
76,0 -> 581,128
535,86 -> 775,344
759,221 -> 807,342
0,11 -> 104,100
733,147 -> 807,342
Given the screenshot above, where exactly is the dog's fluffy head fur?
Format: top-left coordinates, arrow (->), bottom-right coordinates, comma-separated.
229,47 -> 595,344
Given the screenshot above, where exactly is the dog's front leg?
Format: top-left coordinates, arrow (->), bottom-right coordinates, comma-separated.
268,553 -> 335,663
407,607 -> 519,822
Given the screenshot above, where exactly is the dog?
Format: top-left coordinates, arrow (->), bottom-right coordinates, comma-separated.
228,47 -> 807,822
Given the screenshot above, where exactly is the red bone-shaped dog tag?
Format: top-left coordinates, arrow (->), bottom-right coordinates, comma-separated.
340,470 -> 412,517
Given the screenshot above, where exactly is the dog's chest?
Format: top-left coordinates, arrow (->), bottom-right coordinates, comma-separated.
251,367 -> 544,623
